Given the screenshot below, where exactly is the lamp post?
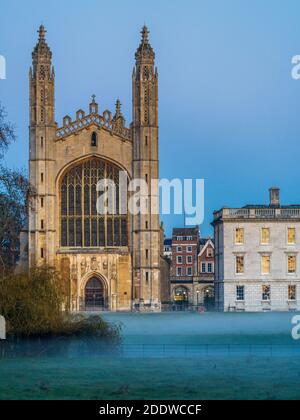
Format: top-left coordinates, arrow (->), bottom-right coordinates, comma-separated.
196,290 -> 200,307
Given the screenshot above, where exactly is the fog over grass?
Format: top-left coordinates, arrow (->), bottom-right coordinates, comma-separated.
103,312 -> 298,341
1,313 -> 300,400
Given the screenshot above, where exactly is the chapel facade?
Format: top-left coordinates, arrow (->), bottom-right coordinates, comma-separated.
19,25 -> 166,312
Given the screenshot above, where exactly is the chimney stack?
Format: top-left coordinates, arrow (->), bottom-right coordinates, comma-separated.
269,187 -> 280,207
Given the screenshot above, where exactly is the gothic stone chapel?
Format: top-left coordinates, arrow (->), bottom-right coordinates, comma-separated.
19,25 -> 168,312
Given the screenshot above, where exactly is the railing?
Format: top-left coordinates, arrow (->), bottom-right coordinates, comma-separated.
255,208 -> 276,218
214,208 -> 300,220
2,342 -> 299,359
117,343 -> 300,358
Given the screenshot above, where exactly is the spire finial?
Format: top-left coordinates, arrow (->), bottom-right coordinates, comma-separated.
114,98 -> 124,120
91,94 -> 96,103
135,25 -> 155,62
38,24 -> 47,41
116,98 -> 121,114
141,25 -> 149,43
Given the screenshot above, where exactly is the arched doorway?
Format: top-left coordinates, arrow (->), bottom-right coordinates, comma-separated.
203,286 -> 215,311
85,277 -> 106,311
173,286 -> 189,311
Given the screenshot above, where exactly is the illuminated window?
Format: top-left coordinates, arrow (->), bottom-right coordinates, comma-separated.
60,158 -> 127,248
261,228 -> 270,244
288,228 -> 296,245
262,255 -> 270,275
288,285 -> 296,301
235,228 -> 244,245
288,255 -> 296,274
262,285 -> 271,301
236,256 -> 244,274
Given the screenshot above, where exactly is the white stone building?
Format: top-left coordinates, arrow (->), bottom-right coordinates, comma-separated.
213,188 -> 300,312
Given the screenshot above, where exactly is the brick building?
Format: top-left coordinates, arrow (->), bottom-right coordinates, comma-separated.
170,227 -> 214,309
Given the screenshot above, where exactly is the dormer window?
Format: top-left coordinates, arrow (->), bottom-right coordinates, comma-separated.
91,132 -> 98,147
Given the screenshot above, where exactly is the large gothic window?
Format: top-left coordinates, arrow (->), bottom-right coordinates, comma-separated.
60,158 -> 128,248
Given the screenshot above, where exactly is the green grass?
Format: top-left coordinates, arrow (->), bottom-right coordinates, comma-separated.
1,355 -> 300,400
1,312 -> 300,400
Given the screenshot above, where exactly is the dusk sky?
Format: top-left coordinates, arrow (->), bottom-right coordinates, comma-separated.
1,0 -> 300,236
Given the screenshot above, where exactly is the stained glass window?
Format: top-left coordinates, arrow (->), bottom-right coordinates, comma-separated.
61,158 -> 128,248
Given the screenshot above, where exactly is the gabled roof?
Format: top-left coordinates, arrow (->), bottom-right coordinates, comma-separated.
198,238 -> 214,257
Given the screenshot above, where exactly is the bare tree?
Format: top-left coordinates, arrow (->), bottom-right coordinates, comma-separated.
0,102 -> 16,157
0,103 -> 30,271
0,167 -> 31,270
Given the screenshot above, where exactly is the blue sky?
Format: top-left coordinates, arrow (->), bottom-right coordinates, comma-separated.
1,0 -> 300,237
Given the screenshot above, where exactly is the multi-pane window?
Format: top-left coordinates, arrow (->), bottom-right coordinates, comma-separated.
262,255 -> 270,275
187,256 -> 193,264
177,256 -> 183,264
187,246 -> 192,253
187,267 -> 193,276
288,285 -> 296,301
236,256 -> 244,274
288,256 -> 296,274
262,285 -> 271,301
60,159 -> 128,248
208,263 -> 213,273
261,228 -> 270,244
235,228 -> 244,245
236,286 -> 245,301
288,228 -> 296,245
177,267 -> 182,276
201,262 -> 206,273
177,246 -> 182,252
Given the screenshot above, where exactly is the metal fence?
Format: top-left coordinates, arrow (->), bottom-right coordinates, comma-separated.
2,341 -> 300,359
116,343 -> 300,358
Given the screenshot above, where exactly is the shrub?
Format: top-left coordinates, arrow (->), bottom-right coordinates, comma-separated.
0,266 -> 120,339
